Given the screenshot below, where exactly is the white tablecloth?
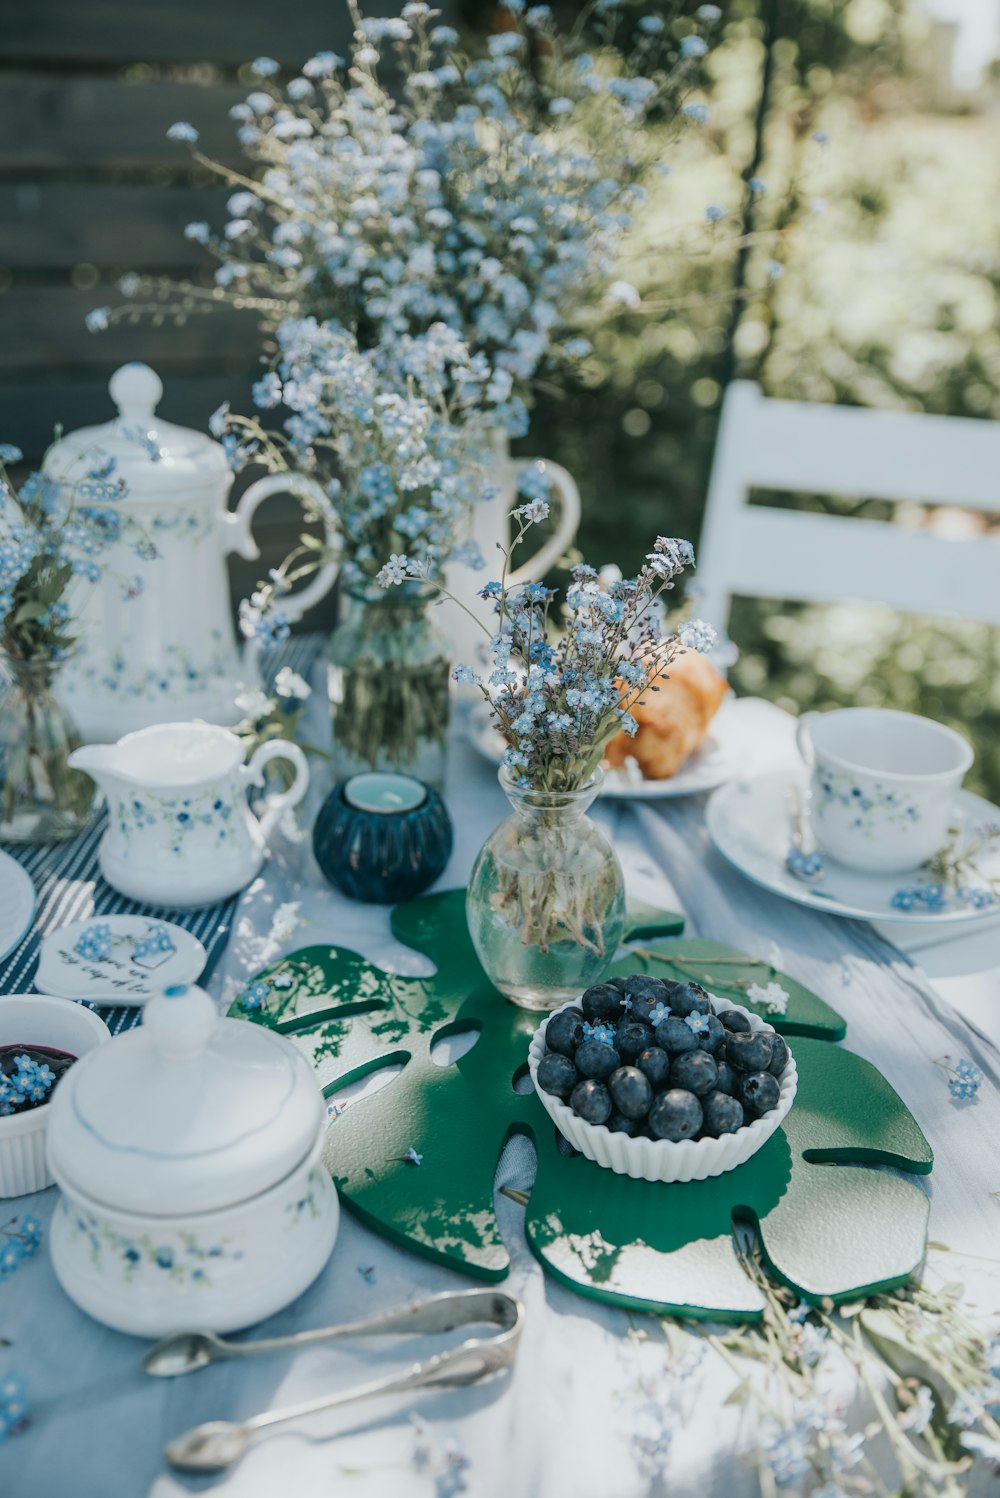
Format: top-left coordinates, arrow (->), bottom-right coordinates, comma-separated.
2,698 -> 999,1498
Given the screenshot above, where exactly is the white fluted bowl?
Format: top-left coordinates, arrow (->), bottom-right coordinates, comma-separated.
528,994 -> 797,1183
0,996 -> 111,1197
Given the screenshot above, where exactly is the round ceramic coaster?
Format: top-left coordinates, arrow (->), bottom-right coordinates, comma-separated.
35,917 -> 207,1005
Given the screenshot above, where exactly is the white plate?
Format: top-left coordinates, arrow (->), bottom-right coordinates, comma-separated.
0,852 -> 35,962
706,771 -> 1000,925
35,916 -> 207,1005
467,694 -> 752,800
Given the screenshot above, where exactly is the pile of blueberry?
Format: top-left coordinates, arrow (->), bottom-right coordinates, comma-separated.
535,974 -> 791,1144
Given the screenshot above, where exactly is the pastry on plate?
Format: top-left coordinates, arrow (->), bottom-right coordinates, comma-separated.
604,650 -> 728,781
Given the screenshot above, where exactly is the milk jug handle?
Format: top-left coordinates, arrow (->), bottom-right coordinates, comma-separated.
243,741 -> 310,844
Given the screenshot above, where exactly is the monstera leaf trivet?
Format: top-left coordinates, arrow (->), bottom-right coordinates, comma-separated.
229,889 -> 932,1323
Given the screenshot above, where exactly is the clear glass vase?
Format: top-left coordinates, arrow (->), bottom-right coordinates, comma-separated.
326,581 -> 451,790
0,656 -> 96,843
466,766 -> 626,1011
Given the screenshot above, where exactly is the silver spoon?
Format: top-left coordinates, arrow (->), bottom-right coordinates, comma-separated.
163,1292 -> 523,1474
145,1286 -> 518,1378
785,784 -> 825,883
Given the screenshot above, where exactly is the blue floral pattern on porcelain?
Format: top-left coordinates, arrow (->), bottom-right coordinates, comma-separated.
816,770 -> 922,836
114,788 -> 235,854
62,1200 -> 242,1284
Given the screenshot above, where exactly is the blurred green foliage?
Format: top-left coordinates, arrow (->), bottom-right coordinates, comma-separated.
517,0 -> 1000,801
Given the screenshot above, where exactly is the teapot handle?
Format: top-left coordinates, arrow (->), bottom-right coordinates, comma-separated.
506,459 -> 581,587
243,740 -> 310,844
226,473 -> 340,625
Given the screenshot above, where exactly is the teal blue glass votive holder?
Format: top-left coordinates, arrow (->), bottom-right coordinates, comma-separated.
312,772 -> 453,905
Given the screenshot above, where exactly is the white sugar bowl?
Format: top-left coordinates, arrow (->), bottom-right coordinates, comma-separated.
46,983 -> 339,1338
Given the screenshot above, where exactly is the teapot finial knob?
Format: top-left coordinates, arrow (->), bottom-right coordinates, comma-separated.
109,362 -> 163,423
143,983 -> 217,1062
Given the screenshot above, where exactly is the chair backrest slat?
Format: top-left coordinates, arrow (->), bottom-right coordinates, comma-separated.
696,381 -> 1000,630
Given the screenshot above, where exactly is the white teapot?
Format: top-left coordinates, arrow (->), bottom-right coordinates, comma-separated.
68,721 -> 309,908
44,363 -> 338,741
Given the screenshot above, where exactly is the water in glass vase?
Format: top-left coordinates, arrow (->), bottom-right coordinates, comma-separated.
327,581 -> 450,790
466,768 -> 625,1010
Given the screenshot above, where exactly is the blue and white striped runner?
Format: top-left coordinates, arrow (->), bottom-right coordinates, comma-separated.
0,634 -> 325,1034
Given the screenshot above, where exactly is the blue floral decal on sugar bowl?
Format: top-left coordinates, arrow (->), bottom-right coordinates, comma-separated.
63,1200 -> 242,1285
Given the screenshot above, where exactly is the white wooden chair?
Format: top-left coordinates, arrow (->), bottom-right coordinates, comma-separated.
695,381 -> 1000,631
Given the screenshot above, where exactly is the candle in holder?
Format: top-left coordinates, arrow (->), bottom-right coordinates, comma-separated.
312,773 -> 453,904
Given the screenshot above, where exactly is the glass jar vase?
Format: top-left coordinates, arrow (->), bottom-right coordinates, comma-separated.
0,655 -> 95,843
466,766 -> 626,1011
326,581 -> 451,790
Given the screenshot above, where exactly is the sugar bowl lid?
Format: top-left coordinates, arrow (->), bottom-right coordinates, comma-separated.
43,363 -> 230,496
46,984 -> 324,1216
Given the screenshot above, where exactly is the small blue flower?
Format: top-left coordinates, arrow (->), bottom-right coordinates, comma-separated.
154,1247 -> 174,1270
0,1241 -> 24,1275
582,1021 -> 615,1047
682,102 -> 709,123
357,1264 -> 377,1284
242,980 -> 270,1010
704,204 -> 727,223
0,445 -> 22,463
250,56 -> 279,76
272,972 -> 294,990
404,1146 -> 423,1166
648,1001 -> 670,1026
680,35 -> 708,58
166,121 -> 199,143
890,889 -> 917,911
684,1013 -> 710,1036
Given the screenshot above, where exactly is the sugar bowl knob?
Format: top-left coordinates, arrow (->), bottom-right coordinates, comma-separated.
143,983 -> 217,1061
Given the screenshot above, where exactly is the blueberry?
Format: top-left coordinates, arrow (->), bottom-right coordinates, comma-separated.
687,982 -> 713,1013
691,1013 -> 726,1056
714,1059 -> 739,1096
702,1090 -> 745,1137
648,1088 -> 703,1141
718,1008 -> 752,1034
607,1112 -> 640,1137
767,1034 -> 790,1078
654,1015 -> 698,1055
615,1020 -> 652,1062
536,1053 -> 578,1099
670,1050 -> 719,1096
546,1009 -> 585,1058
739,1070 -> 781,1118
581,984 -> 622,1022
570,1078 -> 612,1126
726,1031 -> 775,1073
663,983 -> 703,1018
621,975 -> 670,1024
574,1039 -> 620,1081
609,1065 -> 654,1120
636,1046 -> 671,1090
608,976 -> 630,993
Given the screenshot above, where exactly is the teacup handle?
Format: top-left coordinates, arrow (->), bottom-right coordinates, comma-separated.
226,473 -> 340,625
506,459 -> 581,587
244,741 -> 310,844
795,711 -> 817,769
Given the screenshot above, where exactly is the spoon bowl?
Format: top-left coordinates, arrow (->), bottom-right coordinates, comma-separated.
143,1331 -> 222,1378
165,1420 -> 250,1473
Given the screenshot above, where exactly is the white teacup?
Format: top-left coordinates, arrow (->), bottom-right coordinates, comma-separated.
796,708 -> 973,874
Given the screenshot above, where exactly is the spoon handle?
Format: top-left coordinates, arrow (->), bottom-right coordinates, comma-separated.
216,1288 -> 518,1360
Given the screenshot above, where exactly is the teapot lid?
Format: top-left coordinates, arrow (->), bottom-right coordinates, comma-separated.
46,984 -> 324,1216
43,363 -> 231,496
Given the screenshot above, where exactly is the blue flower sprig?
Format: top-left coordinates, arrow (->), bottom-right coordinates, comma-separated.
0,1058 -> 56,1117
382,505 -> 715,793
936,1056 -> 984,1103
0,1374 -> 28,1444
0,1215 -> 42,1278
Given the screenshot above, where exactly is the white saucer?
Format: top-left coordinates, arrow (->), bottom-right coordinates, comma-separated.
0,851 -> 35,962
706,771 -> 1000,925
35,916 -> 207,1005
467,694 -> 752,800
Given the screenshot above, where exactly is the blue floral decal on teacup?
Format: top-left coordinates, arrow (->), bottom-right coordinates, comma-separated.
816,771 -> 922,835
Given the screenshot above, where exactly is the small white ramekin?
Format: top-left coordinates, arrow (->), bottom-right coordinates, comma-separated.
0,995 -> 111,1197
528,993 -> 797,1183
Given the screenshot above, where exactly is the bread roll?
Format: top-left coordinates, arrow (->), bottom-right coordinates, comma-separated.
604,650 -> 728,780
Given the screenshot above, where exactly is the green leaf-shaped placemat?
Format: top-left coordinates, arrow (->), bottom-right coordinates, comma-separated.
229,888 -> 931,1321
